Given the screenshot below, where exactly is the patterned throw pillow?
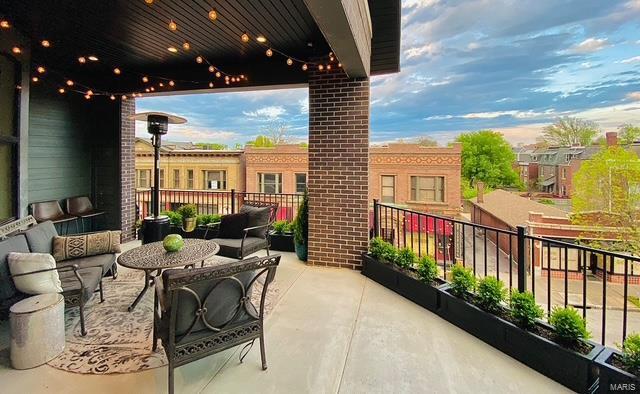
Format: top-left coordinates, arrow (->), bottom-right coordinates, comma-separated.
52,231 -> 121,262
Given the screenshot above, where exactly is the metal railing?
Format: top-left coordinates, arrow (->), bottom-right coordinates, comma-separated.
372,200 -> 640,346
135,189 -> 303,222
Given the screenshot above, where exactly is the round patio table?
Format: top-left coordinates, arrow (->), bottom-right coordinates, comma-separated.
118,239 -> 220,312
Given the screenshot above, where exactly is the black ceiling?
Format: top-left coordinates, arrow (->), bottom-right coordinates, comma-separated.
0,0 -> 400,94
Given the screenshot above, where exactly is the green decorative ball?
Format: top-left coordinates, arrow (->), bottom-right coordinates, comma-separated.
163,234 -> 184,252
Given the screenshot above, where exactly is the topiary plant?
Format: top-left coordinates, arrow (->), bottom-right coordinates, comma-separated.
549,306 -> 590,345
510,290 -> 543,329
395,247 -> 417,269
177,204 -> 197,219
417,255 -> 438,284
619,334 -> 640,374
161,210 -> 182,226
450,264 -> 476,298
272,220 -> 288,234
369,237 -> 397,263
293,190 -> 308,246
476,276 -> 507,313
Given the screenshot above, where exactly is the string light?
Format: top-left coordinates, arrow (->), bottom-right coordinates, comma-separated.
208,65 -> 215,73
78,56 -> 86,64
88,55 -> 99,61
168,20 -> 177,31
36,66 -> 46,74
338,63 -> 342,67
318,64 -> 324,71
31,76 -> 39,83
326,64 -> 331,70
58,88 -> 65,94
85,94 -> 91,100
182,41 -> 190,50
208,82 -> 214,88
113,67 -> 121,75
151,87 -> 156,91
145,88 -> 150,92
142,76 -> 149,83
167,46 -> 178,53
12,46 -> 21,54
110,95 -> 116,100
169,80 -> 175,86
144,0 -> 154,4
215,71 -> 221,78
66,80 -> 74,86
256,35 -> 267,43
287,58 -> 293,66
0,20 -> 9,29
122,95 -> 128,100
265,48 -> 273,57
302,64 -> 308,71
159,82 -> 164,87
196,56 -> 203,64
208,8 -> 218,21
41,40 -> 51,47
241,33 -> 250,43
86,90 -> 93,96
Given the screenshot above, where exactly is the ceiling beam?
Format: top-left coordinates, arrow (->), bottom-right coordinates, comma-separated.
303,0 -> 372,78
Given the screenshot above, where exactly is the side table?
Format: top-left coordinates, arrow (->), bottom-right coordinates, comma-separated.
10,293 -> 65,369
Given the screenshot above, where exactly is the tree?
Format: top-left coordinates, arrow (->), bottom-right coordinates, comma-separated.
619,124 -> 640,145
261,121 -> 289,145
246,135 -> 275,147
541,117 -> 599,146
416,136 -> 438,147
194,142 -> 227,150
572,147 -> 640,255
455,130 -> 520,188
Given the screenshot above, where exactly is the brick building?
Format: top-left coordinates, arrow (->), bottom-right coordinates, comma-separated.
243,145 -> 309,194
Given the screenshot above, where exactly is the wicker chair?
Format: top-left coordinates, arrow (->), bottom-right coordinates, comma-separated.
153,254 -> 281,394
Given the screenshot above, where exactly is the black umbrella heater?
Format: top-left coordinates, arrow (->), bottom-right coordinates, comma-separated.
131,112 -> 187,244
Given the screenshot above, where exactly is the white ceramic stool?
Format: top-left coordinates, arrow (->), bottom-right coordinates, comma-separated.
10,293 -> 65,369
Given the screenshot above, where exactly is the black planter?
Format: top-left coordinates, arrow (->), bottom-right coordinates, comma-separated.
270,232 -> 295,252
361,253 -> 444,313
595,348 -> 640,393
437,287 -> 507,349
168,225 -> 214,239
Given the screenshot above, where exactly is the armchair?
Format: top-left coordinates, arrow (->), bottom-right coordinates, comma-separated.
153,254 -> 281,394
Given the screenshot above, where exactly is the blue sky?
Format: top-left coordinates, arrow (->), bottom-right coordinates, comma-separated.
137,0 -> 640,146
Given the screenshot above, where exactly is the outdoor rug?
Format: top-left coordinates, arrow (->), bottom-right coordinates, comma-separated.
47,262 -> 279,374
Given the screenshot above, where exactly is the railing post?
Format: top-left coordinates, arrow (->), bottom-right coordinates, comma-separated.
517,225 -> 527,292
373,199 -> 379,238
231,189 -> 236,213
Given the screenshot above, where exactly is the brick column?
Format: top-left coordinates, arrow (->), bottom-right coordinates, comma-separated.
120,99 -> 136,242
307,68 -> 370,269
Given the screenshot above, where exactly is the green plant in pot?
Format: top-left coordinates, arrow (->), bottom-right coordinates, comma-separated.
161,210 -> 183,226
294,190 -> 308,261
177,204 -> 198,233
272,220 -> 288,234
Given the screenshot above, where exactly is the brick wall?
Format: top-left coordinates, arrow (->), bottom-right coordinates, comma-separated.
307,67 -> 370,270
120,99 -> 136,242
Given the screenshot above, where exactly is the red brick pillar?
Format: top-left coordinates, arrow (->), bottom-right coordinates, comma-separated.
120,99 -> 136,242
307,68 -> 370,269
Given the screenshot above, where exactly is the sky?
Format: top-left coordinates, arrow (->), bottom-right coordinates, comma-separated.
137,0 -> 640,147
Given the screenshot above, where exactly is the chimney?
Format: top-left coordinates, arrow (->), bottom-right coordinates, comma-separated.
477,182 -> 485,203
606,131 -> 618,147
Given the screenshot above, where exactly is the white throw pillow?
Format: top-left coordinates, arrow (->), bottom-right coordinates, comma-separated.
8,252 -> 63,294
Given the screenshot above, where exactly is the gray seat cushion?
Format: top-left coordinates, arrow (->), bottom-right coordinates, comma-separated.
59,266 -> 102,302
239,205 -> 270,238
0,234 -> 30,302
56,253 -> 116,276
212,237 -> 268,259
23,221 -> 58,254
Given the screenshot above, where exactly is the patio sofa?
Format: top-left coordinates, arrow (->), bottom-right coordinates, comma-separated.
0,220 -> 117,335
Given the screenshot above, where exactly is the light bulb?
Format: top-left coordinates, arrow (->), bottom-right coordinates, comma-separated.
240,74 -> 245,79
241,33 -> 249,43
231,77 -> 235,82
287,58 -> 293,66
41,40 -> 51,47
142,76 -> 149,83
113,68 -> 121,75
31,76 -> 39,82
122,95 -> 128,100
159,82 -> 164,87
266,48 -> 273,57
88,55 -> 99,61
58,88 -> 65,94
329,52 -> 333,56
225,75 -> 229,81
302,64 -> 308,71
66,80 -> 74,86
168,20 -> 177,31
87,90 -> 93,96
0,20 -> 9,29
338,63 -> 342,67
37,66 -> 46,74
196,56 -> 203,64
145,88 -> 150,92
182,41 -> 190,50
78,56 -> 86,64
85,94 -> 91,100
208,82 -> 214,88
145,0 -> 153,4
110,95 -> 116,100
169,80 -> 175,86
225,80 -> 230,85
11,46 -> 21,54
215,71 -> 221,78
256,35 -> 267,43
167,46 -> 178,53
208,65 -> 215,72
208,9 -> 218,21
318,64 -> 324,71
326,64 -> 332,70
330,56 -> 335,62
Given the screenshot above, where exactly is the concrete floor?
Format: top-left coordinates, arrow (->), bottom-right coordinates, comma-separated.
0,246 -> 570,394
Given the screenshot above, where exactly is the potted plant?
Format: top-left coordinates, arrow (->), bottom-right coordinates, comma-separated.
293,190 -> 308,261
595,334 -> 640,392
270,220 -> 295,252
162,210 -> 184,236
177,204 -> 197,233
196,213 -> 222,239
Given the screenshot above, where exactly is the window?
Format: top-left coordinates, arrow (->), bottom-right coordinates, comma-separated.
173,169 -> 180,189
295,173 -> 307,193
0,53 -> 20,220
203,170 -> 227,190
187,169 -> 194,189
381,175 -> 395,203
411,176 -> 444,202
258,173 -> 282,193
561,168 -> 567,180
159,169 -> 165,188
561,185 -> 567,197
540,167 -> 544,176
136,170 -> 151,188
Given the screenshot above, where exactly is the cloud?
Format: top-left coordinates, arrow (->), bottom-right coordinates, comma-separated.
619,56 -> 640,64
403,0 -> 439,9
569,37 -> 609,53
404,42 -> 441,59
298,97 -> 309,114
627,92 -> 640,101
242,106 -> 286,119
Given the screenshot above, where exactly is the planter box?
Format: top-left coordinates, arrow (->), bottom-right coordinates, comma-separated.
270,233 -> 295,252
361,253 -> 445,313
595,348 -> 640,393
168,225 -> 216,239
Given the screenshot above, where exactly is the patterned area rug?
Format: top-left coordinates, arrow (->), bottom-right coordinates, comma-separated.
47,263 -> 279,374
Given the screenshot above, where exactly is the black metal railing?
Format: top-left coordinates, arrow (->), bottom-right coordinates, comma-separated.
372,200 -> 640,347
135,189 -> 303,222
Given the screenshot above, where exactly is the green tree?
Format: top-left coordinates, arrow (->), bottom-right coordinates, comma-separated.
246,135 -> 275,147
572,147 -> 640,255
455,130 -> 520,188
541,117 -> 599,146
416,136 -> 438,146
619,124 -> 640,145
194,142 -> 227,150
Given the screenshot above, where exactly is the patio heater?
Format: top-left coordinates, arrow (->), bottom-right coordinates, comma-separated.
131,112 -> 187,244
